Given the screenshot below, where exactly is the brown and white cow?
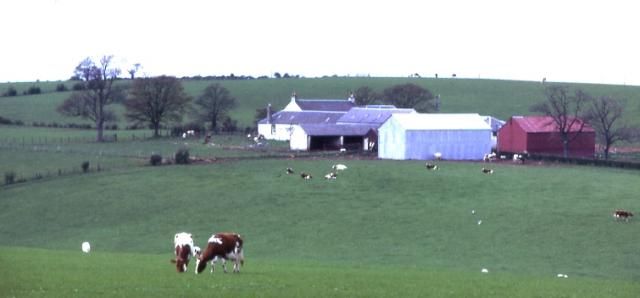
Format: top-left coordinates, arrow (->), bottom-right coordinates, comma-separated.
171,232 -> 197,273
613,210 -> 634,222
195,232 -> 244,274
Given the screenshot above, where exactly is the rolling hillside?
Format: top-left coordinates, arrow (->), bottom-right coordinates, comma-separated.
2,77 -> 640,129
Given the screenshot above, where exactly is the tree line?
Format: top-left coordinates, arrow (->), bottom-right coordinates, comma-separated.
57,56 -> 237,141
54,56 -> 638,160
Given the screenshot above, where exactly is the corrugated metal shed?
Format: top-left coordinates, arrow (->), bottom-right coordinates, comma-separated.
510,115 -> 594,133
258,111 -> 345,125
497,116 -> 595,157
378,113 -> 493,160
298,124 -> 375,136
337,107 -> 416,126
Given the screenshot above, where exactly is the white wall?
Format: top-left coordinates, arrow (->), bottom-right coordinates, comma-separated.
378,117 -> 406,159
257,123 -> 297,141
289,127 -> 309,150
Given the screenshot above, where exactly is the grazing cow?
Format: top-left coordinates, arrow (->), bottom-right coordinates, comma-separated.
286,167 -> 295,174
613,210 -> 633,222
481,167 -> 494,174
300,172 -> 312,180
196,233 -> 244,274
425,163 -> 438,170
332,164 -> 348,171
483,153 -> 496,162
171,232 -> 197,273
324,172 -> 337,179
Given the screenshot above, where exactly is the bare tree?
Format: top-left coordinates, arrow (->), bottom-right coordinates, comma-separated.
530,85 -> 591,158
57,56 -> 124,142
193,83 -> 236,133
128,63 -> 141,80
586,96 -> 636,159
124,76 -> 191,137
353,86 -> 380,106
382,83 -> 435,112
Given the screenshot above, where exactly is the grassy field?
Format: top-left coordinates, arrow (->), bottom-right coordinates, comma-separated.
2,247 -> 638,298
2,77 -> 640,297
3,77 -> 640,129
1,159 -> 639,296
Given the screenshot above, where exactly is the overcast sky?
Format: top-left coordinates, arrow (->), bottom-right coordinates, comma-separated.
1,0 -> 639,85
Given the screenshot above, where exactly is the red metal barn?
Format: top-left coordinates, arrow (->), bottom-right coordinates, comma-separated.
497,116 -> 595,157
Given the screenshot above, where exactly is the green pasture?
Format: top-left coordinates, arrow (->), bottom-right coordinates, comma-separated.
1,247 -> 638,298
3,77 -> 640,129
1,159 -> 639,297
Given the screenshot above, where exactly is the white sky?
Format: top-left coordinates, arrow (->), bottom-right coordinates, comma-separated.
1,0 -> 639,85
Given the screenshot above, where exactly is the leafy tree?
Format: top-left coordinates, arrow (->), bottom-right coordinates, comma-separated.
382,83 -> 435,112
124,76 -> 191,137
530,85 -> 591,158
57,56 -> 124,142
585,96 -> 637,159
193,83 -> 236,133
353,86 -> 380,106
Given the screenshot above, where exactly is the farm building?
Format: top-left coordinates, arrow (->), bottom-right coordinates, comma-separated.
497,115 -> 595,157
257,93 -> 355,141
257,110 -> 345,141
287,106 -> 415,151
481,115 -> 506,150
282,93 -> 355,112
378,113 -> 493,160
290,124 -> 376,151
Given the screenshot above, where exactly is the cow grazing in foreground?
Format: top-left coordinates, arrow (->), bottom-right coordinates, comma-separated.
481,167 -> 494,174
425,163 -> 438,170
171,232 -> 197,273
300,172 -> 312,180
613,210 -> 633,222
196,233 -> 244,274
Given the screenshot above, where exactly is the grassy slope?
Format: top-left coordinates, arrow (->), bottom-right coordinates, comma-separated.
1,247 -> 638,298
2,78 -> 640,128
1,160 -> 638,282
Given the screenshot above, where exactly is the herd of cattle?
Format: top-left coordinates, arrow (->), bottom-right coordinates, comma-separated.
169,160 -> 633,274
172,232 -> 244,274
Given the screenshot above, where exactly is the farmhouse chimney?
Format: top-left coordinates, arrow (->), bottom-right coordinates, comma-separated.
291,91 -> 297,103
267,103 -> 272,124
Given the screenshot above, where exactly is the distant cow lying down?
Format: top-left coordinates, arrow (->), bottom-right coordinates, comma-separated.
481,168 -> 494,174
613,210 -> 633,221
196,232 -> 244,274
300,172 -> 312,180
425,163 -> 438,170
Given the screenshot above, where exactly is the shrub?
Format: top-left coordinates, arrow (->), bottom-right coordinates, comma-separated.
55,83 -> 68,92
2,86 -> 17,97
4,171 -> 16,185
0,116 -> 12,125
150,154 -> 162,166
81,161 -> 90,173
72,82 -> 85,91
27,86 -> 41,95
175,148 -> 190,164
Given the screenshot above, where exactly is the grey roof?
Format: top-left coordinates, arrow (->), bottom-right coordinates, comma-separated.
296,99 -> 355,112
337,107 -> 416,126
299,124 -> 376,136
258,111 -> 345,125
481,115 -> 506,133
